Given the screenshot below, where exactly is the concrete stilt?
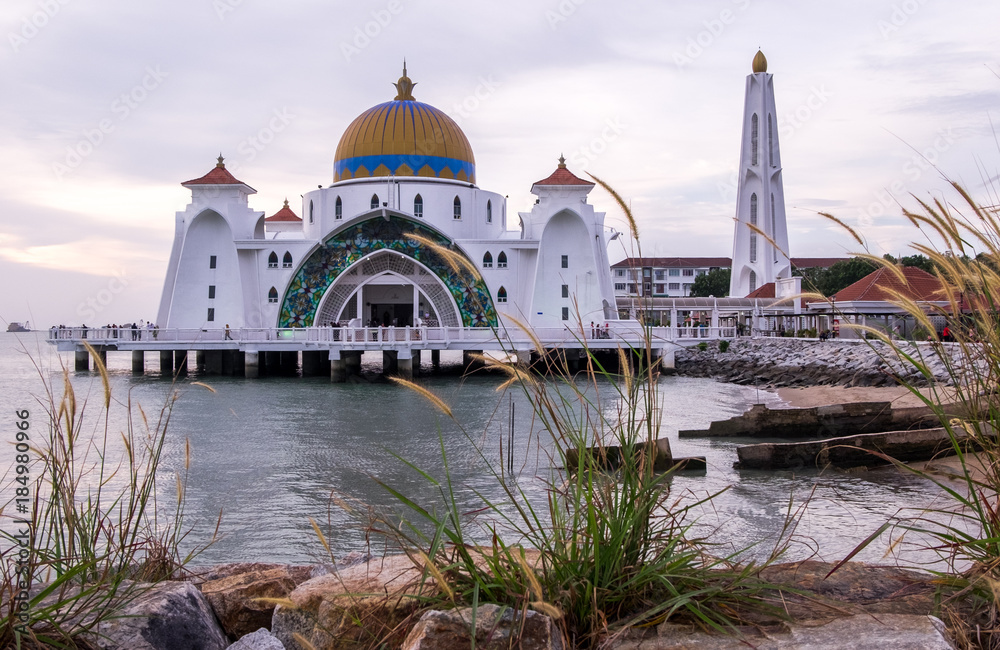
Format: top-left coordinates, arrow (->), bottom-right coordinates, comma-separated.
660,348 -> 675,369
159,351 -> 172,375
205,350 -> 223,375
431,349 -> 440,369
131,350 -> 144,374
174,350 -> 188,375
382,350 -> 398,376
330,352 -> 346,383
397,352 -> 413,380
302,351 -> 322,377
245,351 -> 260,379
75,350 -> 90,371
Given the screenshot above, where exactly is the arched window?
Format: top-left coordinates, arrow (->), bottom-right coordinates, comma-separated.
413,194 -> 423,218
453,196 -> 461,219
749,194 -> 758,263
497,286 -> 507,303
749,271 -> 757,293
497,251 -> 507,268
767,114 -> 774,167
483,251 -> 493,268
370,194 -> 379,210
268,287 -> 278,303
486,200 -> 492,223
282,252 -> 292,268
750,193 -> 758,225
335,196 -> 342,220
267,251 -> 278,268
750,232 -> 758,263
309,200 -> 314,224
751,114 -> 758,166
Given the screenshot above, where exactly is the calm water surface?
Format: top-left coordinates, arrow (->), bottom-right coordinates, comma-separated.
0,332 -> 954,568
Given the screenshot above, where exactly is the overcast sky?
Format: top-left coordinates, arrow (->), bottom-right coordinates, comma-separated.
1,0 -> 998,327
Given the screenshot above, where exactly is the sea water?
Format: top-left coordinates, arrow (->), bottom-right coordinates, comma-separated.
0,332 -> 954,569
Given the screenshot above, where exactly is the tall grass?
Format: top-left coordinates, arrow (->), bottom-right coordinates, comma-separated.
347,184 -> 785,648
830,182 -> 1000,648
0,344 -> 213,648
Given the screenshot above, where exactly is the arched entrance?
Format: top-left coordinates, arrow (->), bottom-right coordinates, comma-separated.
314,250 -> 460,327
277,213 -> 497,328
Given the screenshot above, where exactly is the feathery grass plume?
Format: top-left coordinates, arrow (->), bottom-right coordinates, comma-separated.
83,341 -> 111,409
588,172 -> 639,242
310,516 -> 333,559
417,550 -> 455,601
818,211 -> 865,247
405,232 -> 479,277
190,381 -> 217,393
388,376 -> 454,418
293,633 -> 318,650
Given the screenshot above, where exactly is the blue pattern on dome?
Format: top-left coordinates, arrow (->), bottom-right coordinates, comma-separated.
335,154 -> 476,181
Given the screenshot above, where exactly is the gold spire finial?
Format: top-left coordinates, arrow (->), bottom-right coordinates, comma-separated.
216,154 -> 225,168
558,154 -> 566,169
283,198 -> 289,207
393,61 -> 416,101
752,49 -> 767,74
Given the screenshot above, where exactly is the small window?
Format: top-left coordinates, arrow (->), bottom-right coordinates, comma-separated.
668,269 -> 679,276
268,252 -> 278,268
268,287 -> 278,303
751,113 -> 759,166
414,194 -> 423,218
486,200 -> 492,223
208,285 -> 216,299
453,196 -> 461,219
370,194 -> 379,210
561,284 -> 569,298
483,251 -> 493,268
309,200 -> 314,224
207,308 -> 215,322
682,269 -> 694,277
654,284 -> 664,293
561,307 -> 569,321
749,270 -> 758,292
335,196 -> 343,220
497,286 -> 507,303
561,255 -> 568,269
614,283 -> 626,291
282,252 -> 292,268
497,251 -> 507,268
669,283 -> 680,291
615,269 -> 625,277
209,255 -> 217,269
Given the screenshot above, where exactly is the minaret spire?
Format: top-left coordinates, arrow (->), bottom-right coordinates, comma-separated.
729,50 -> 791,298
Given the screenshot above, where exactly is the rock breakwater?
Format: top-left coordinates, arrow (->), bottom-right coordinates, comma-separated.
675,339 -> 953,389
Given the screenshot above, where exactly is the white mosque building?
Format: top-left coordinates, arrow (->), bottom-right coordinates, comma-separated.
156,66 -> 619,336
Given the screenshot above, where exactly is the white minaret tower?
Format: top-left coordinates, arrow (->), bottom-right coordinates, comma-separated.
729,50 -> 791,297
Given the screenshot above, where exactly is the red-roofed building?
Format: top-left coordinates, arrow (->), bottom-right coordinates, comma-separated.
182,155 -> 256,192
745,282 -> 775,299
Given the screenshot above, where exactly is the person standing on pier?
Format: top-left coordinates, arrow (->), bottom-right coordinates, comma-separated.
225,324 -> 232,340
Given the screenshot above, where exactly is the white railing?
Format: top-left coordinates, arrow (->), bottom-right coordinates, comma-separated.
45,324 -> 741,347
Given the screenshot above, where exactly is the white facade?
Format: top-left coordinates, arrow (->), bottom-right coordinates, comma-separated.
729,50 -> 791,298
156,71 -> 618,334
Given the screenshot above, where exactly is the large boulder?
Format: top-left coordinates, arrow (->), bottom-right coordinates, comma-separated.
401,604 -> 563,650
271,554 -> 432,650
200,564 -> 313,639
96,580 -> 228,650
229,627 -> 287,650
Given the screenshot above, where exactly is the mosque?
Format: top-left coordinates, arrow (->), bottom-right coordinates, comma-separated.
155,65 -> 619,335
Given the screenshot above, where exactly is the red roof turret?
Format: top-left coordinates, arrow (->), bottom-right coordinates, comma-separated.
265,199 -> 301,222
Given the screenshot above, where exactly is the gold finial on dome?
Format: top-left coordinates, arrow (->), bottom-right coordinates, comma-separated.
752,49 -> 767,73
558,154 -> 567,169
283,198 -> 289,207
216,154 -> 226,168
393,60 -> 416,101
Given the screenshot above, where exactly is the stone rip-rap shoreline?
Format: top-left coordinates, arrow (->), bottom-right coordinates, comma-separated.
674,338 -> 955,389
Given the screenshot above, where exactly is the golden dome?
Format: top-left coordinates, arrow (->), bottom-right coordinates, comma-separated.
752,49 -> 767,74
333,66 -> 476,184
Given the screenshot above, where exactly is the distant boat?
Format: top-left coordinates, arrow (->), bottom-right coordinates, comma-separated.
6,322 -> 30,333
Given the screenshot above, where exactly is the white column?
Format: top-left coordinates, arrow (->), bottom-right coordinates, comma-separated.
413,285 -> 420,326
356,289 -> 363,323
